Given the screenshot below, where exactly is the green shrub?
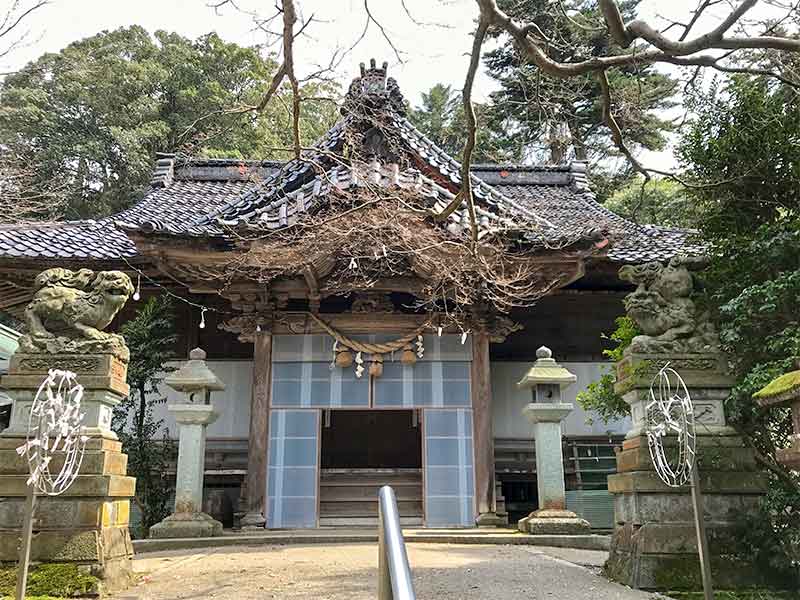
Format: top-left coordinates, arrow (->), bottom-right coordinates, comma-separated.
576,316 -> 638,424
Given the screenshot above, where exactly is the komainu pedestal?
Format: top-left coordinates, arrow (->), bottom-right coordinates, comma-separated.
0,268 -> 136,591
605,351 -> 767,590
0,352 -> 136,589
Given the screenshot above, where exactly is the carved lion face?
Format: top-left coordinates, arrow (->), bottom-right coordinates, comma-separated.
624,290 -> 672,335
92,271 -> 134,302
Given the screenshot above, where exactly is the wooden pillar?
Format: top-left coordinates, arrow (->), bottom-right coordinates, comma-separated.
241,330 -> 272,528
471,328 -> 503,526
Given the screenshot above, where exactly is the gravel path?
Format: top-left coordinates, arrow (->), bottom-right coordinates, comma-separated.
114,543 -> 660,600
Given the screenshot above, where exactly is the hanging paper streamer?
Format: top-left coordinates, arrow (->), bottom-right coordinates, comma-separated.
354,351 -> 364,378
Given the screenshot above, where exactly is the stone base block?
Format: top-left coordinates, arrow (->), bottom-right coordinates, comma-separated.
0,445 -> 135,590
239,511 -> 266,529
605,523 -> 770,590
608,438 -> 766,590
0,525 -> 133,562
518,509 -> 590,535
149,512 -> 223,538
475,512 -> 507,527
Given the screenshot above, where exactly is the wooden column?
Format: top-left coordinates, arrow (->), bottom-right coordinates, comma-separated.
471,328 -> 503,526
241,330 -> 272,528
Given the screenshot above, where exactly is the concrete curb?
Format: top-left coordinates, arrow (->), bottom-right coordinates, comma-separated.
132,532 -> 610,554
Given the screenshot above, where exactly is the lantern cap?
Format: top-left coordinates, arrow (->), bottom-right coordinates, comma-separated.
517,345 -> 577,390
753,368 -> 800,408
165,347 -> 226,393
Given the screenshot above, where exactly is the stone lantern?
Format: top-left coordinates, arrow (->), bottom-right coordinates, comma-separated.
516,346 -> 589,534
753,362 -> 800,470
150,348 -> 225,538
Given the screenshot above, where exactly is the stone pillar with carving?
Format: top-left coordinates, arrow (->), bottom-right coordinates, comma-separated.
0,268 -> 137,591
605,259 -> 767,590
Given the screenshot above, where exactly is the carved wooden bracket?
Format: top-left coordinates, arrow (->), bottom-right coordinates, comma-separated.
219,313 -> 274,343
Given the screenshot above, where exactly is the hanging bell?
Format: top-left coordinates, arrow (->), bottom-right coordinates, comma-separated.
400,343 -> 417,365
369,353 -> 384,377
335,346 -> 353,368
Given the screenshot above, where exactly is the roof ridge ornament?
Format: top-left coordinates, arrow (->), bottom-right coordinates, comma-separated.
150,153 -> 175,188
343,58 -> 406,119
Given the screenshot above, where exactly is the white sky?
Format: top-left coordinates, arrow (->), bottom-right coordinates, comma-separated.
2,0 -> 792,170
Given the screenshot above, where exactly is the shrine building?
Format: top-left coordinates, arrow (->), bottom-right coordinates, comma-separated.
0,63 -> 699,529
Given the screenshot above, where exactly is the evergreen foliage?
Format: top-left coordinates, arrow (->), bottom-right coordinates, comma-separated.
406,83 -> 517,163
113,295 -> 178,538
605,177 -> 700,228
678,74 -> 800,582
483,0 -> 676,172
576,316 -> 637,424
0,26 -> 338,219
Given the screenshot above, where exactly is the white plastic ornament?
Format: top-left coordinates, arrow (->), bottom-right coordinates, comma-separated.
646,364 -> 697,488
16,370 -> 88,495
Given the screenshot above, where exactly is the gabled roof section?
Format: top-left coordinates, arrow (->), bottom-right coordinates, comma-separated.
118,61 -> 583,247
0,61 -> 703,266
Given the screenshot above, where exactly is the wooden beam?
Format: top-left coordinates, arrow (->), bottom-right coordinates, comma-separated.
471,326 -> 503,526
241,330 -> 272,528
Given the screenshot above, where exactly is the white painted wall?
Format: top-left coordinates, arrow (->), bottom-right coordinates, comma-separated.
490,361 -> 631,438
146,359 -> 631,440
150,360 -> 253,439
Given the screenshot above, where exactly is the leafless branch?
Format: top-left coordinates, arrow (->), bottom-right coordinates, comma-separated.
364,0 -> 404,63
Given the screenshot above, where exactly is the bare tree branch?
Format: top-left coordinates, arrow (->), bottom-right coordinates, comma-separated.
474,0 -> 800,183
477,0 -> 800,78
281,0 -> 302,159
432,19 -> 489,244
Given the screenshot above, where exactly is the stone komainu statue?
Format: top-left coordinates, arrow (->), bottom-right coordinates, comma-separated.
618,257 -> 719,354
20,267 -> 134,360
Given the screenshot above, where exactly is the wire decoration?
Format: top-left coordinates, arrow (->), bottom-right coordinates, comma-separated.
645,364 -> 697,488
15,369 -> 88,495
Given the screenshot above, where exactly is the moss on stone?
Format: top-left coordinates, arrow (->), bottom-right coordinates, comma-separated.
0,563 -> 99,598
753,370 -> 800,402
668,591 -> 797,600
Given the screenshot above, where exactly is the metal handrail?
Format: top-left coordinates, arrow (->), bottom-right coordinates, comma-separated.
378,485 -> 416,600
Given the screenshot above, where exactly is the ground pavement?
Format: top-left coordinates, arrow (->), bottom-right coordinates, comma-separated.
113,542 -> 663,599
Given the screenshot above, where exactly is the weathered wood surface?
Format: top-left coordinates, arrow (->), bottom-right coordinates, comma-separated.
471,328 -> 497,520
243,330 -> 271,525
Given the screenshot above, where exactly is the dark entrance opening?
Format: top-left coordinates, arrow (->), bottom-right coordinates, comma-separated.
321,410 -> 421,469
319,410 -> 423,526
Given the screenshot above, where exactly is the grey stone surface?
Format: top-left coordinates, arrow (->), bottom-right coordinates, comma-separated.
619,258 -> 719,354
19,267 -> 133,361
149,513 -> 223,539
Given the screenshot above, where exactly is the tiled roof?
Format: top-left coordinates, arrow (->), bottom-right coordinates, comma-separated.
0,65 -> 702,266
476,165 -> 704,263
0,220 -> 136,260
